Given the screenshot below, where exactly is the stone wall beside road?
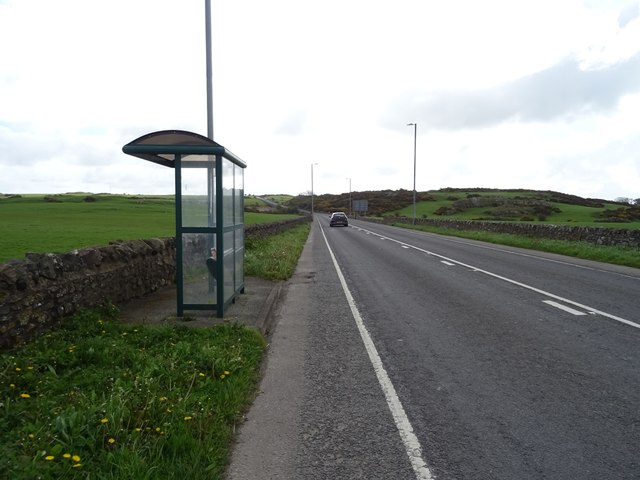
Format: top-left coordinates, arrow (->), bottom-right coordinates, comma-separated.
374,217 -> 640,248
0,238 -> 176,351
0,216 -> 311,351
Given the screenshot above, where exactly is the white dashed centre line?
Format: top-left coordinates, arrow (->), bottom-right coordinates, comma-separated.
355,225 -> 639,330
543,300 -> 588,316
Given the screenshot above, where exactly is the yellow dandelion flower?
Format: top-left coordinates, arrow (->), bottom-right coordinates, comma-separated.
107,437 -> 115,444
159,396 -> 168,401
220,374 -> 226,379
135,428 -> 141,432
72,463 -> 82,468
63,453 -> 71,459
224,370 -> 230,375
27,366 -> 34,370
198,372 -> 205,377
166,407 -> 172,413
20,393 -> 31,399
15,367 -> 21,372
72,455 -> 81,462
9,383 -> 15,388
45,455 -> 55,461
155,427 -> 161,432
184,416 -> 193,421
100,418 -> 109,424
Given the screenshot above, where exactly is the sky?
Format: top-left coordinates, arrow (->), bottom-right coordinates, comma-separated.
1,0 -> 639,201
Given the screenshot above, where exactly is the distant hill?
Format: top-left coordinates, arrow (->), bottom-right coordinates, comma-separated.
284,188 -> 640,226
286,189 -> 434,216
245,194 -> 297,214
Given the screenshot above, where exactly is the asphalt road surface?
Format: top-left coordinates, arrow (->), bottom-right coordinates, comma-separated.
227,216 -> 640,480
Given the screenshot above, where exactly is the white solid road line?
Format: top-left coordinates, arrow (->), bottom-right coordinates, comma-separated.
357,226 -> 640,330
320,224 -> 434,480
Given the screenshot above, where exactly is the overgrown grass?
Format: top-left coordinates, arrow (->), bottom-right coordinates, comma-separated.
245,212 -> 301,224
0,305 -> 266,479
245,223 -> 310,280
0,194 -> 302,263
397,223 -> 640,269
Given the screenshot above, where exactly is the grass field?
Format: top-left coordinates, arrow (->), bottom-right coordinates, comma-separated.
245,195 -> 293,208
260,194 -> 293,204
0,194 -> 301,263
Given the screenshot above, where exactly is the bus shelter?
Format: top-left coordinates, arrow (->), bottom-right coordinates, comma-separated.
123,130 -> 246,318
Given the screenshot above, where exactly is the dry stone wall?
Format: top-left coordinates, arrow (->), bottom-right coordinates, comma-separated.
0,216 -> 311,351
0,238 -> 175,351
376,217 -> 640,248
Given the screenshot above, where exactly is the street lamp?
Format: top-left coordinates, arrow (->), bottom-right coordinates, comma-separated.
347,177 -> 352,216
205,0 -> 213,140
407,123 -> 417,224
311,163 -> 318,218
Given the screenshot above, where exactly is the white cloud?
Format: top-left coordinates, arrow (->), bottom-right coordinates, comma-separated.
0,0 -> 639,200
387,53 -> 640,131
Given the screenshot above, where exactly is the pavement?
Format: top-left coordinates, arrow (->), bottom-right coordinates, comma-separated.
117,276 -> 283,335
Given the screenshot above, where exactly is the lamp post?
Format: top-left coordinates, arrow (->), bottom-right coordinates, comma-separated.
407,123 -> 417,224
311,163 -> 318,218
347,177 -> 352,216
205,0 -> 213,140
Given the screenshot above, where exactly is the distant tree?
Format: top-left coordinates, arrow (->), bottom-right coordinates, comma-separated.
614,197 -> 633,204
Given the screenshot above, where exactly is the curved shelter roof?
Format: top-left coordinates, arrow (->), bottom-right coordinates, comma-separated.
122,129 -> 246,168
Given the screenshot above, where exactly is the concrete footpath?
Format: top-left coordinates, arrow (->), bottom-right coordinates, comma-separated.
225,229 -> 316,479
118,276 -> 283,335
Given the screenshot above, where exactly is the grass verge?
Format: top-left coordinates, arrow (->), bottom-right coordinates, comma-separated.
245,223 -> 311,280
397,223 -> 640,269
0,306 -> 266,479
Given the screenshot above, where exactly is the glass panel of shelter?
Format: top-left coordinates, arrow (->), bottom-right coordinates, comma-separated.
180,155 -> 218,307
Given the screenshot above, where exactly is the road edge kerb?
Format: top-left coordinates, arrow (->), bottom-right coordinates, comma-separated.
256,281 -> 284,336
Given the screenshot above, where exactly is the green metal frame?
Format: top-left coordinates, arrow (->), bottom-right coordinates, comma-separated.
122,130 -> 246,318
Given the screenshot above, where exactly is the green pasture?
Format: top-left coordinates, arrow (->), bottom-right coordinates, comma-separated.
261,194 -> 293,204
393,191 -> 640,229
0,194 -> 301,263
245,195 -> 293,207
244,196 -> 266,207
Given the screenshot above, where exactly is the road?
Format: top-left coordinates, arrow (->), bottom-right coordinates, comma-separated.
227,216 -> 640,480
